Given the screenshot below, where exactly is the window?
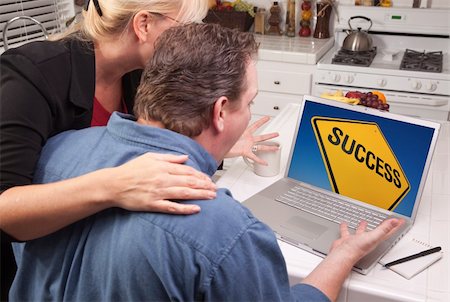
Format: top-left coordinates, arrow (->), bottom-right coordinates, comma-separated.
0,0 -> 74,53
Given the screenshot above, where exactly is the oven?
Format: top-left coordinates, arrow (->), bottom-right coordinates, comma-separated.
312,6 -> 450,121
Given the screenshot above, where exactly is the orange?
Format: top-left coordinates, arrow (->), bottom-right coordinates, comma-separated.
301,10 -> 312,21
372,91 -> 387,104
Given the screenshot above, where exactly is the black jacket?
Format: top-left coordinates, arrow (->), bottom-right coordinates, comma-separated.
0,38 -> 142,192
0,38 -> 141,300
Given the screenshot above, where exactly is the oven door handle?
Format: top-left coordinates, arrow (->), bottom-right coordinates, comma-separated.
390,97 -> 448,107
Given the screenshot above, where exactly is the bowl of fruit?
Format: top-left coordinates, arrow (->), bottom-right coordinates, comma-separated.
346,90 -> 390,111
320,90 -> 389,111
204,0 -> 255,32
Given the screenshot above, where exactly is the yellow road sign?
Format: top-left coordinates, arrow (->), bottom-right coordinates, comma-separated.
312,117 -> 410,211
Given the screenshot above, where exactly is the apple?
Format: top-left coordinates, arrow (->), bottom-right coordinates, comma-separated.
299,26 -> 311,37
301,1 -> 312,11
345,91 -> 364,99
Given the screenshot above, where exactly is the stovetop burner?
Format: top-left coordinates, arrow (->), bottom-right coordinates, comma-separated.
400,49 -> 443,73
331,47 -> 377,67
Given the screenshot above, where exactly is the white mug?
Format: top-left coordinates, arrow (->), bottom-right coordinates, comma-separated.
244,141 -> 281,177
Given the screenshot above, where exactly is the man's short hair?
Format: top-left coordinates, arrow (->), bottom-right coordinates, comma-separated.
133,23 -> 258,137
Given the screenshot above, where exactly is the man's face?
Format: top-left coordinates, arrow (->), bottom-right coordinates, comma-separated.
223,60 -> 258,150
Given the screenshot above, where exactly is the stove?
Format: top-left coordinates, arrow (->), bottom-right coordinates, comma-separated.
400,50 -> 443,73
332,47 -> 377,67
313,6 -> 450,121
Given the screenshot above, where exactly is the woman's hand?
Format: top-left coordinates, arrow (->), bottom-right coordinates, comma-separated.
107,152 -> 217,215
0,152 -> 217,241
226,116 -> 279,165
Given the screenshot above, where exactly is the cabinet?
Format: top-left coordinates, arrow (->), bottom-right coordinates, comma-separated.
252,60 -> 316,118
249,35 -> 334,122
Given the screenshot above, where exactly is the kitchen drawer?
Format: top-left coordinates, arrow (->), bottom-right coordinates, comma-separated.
252,91 -> 303,117
257,61 -> 315,95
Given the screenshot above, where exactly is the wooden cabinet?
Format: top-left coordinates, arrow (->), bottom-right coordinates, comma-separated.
252,60 -> 316,118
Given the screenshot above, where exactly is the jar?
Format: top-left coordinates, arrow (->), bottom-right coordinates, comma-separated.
254,8 -> 266,34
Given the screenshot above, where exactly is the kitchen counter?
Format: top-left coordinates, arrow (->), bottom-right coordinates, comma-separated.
216,103 -> 449,302
255,35 -> 334,65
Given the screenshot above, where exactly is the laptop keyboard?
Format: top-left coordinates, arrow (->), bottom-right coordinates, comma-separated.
275,185 -> 389,230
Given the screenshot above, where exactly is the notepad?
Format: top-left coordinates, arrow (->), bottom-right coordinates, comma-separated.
379,238 -> 443,279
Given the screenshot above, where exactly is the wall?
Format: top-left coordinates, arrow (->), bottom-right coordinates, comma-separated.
338,0 -> 450,8
243,0 -> 449,36
245,0 -> 333,35
246,0 -> 293,33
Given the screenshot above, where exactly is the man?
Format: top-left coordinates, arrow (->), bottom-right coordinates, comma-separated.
11,23 -> 403,301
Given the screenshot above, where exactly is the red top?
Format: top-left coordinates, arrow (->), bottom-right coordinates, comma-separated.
91,97 -> 128,127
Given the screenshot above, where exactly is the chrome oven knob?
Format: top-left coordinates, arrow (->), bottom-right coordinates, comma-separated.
344,75 -> 354,84
425,82 -> 437,92
377,78 -> 387,87
411,80 -> 422,90
331,73 -> 341,83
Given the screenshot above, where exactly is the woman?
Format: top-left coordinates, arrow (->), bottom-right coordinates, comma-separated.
0,0 -> 278,298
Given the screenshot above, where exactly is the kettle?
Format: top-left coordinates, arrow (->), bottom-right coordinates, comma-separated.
342,16 -> 373,52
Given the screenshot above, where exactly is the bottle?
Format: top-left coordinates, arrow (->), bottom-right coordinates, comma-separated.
285,0 -> 296,37
299,1 -> 312,37
313,0 -> 332,39
362,0 -> 374,6
267,2 -> 282,35
254,7 -> 266,34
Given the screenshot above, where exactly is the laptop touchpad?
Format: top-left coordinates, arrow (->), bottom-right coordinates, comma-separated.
281,216 -> 328,240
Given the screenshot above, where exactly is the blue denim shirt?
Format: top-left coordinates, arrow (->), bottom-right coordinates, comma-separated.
11,113 -> 329,302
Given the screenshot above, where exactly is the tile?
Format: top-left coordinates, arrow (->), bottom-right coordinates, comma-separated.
432,170 -> 450,195
430,153 -> 449,173
434,126 -> 449,155
430,194 -> 450,221
426,290 -> 450,302
427,221 -> 449,292
422,172 -> 433,197
347,272 -> 426,302
417,193 -> 432,218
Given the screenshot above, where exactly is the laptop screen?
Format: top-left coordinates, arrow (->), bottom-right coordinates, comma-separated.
287,97 -> 439,218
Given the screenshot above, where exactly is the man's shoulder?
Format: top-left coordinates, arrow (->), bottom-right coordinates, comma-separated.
42,127 -> 105,155
35,127 -> 109,181
133,188 -> 267,262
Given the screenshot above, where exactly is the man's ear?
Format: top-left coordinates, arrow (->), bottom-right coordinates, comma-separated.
212,96 -> 229,133
132,11 -> 151,43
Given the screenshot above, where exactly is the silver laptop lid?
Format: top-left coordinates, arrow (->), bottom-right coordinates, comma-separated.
285,95 -> 440,221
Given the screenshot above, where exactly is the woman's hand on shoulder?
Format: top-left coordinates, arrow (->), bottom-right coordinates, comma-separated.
105,153 -> 217,215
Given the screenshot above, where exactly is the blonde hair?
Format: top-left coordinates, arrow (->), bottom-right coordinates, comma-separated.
53,0 -> 208,41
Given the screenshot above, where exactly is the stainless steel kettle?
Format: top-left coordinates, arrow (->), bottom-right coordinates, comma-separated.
342,16 -> 373,52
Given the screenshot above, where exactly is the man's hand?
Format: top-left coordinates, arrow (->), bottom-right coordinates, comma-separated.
302,218 -> 405,302
330,219 -> 405,265
226,116 -> 279,165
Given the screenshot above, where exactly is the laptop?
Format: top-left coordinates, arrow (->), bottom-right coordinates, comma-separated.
243,95 -> 441,274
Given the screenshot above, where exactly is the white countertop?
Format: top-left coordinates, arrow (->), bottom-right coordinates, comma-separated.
216,103 -> 450,302
255,35 -> 334,65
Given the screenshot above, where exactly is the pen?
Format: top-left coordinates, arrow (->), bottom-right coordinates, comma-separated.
384,246 -> 442,268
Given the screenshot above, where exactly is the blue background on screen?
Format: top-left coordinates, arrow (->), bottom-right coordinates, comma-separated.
287,100 -> 435,217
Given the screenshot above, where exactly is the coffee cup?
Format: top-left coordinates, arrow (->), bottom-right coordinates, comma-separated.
243,141 -> 281,177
